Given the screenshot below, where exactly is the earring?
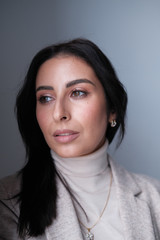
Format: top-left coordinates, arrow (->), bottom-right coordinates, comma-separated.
111,120 -> 117,127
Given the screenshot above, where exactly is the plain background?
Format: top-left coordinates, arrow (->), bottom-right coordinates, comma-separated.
0,0 -> 160,179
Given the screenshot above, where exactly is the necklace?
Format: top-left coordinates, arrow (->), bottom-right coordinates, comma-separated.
79,171 -> 112,240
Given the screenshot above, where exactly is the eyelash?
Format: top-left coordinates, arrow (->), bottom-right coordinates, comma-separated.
71,90 -> 88,98
38,95 -> 53,104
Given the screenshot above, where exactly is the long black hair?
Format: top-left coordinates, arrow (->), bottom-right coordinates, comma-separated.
15,38 -> 127,237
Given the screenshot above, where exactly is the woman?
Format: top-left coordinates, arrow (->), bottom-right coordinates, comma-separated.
0,38 -> 160,240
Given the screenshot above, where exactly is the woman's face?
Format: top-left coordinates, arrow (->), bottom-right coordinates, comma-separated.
36,55 -> 114,157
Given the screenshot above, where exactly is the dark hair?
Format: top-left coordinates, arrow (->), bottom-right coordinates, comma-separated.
15,38 -> 127,237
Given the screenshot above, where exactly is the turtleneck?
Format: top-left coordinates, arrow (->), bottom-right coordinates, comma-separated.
51,140 -> 108,177
51,140 -> 110,194
51,140 -> 124,240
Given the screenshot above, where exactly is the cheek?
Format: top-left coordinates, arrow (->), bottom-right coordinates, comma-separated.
78,101 -> 108,133
36,107 -> 50,133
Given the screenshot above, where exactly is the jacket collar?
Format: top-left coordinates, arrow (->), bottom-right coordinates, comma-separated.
109,155 -> 156,240
45,178 -> 83,240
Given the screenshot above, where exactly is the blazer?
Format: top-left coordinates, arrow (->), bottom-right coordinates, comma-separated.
0,156 -> 160,240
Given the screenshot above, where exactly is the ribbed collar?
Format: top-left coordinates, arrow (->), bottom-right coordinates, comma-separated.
51,140 -> 109,178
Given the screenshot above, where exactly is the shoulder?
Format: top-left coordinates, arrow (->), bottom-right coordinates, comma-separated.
131,172 -> 160,199
132,172 -> 160,189
0,173 -> 21,199
0,174 -> 22,239
109,156 -> 160,197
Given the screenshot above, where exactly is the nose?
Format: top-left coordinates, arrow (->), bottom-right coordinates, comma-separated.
52,98 -> 71,122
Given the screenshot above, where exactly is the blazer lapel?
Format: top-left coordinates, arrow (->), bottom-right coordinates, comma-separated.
109,156 -> 156,240
45,178 -> 83,240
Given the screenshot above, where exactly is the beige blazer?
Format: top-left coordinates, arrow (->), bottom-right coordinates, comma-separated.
0,156 -> 160,240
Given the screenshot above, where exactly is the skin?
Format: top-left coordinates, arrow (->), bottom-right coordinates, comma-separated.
36,55 -> 115,158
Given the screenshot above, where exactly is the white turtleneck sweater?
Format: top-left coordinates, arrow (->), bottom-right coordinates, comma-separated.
51,141 -> 124,240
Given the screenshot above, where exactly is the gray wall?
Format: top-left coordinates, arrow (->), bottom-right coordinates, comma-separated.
0,0 -> 160,179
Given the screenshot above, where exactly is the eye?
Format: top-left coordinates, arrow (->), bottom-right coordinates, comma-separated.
38,95 -> 53,104
71,90 -> 87,98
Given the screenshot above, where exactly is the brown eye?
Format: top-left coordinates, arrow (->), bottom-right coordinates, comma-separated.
71,90 -> 87,98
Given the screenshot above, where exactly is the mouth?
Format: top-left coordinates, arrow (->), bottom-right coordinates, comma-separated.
53,129 -> 79,143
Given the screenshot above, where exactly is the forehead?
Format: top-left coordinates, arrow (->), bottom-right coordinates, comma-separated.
36,55 -> 98,85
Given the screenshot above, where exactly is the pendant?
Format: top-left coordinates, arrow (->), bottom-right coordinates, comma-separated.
86,229 -> 94,240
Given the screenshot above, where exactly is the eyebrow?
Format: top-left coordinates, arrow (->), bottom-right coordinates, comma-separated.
36,79 -> 95,92
66,79 -> 95,88
36,86 -> 53,92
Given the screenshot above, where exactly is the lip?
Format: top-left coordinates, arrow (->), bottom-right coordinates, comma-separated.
53,129 -> 80,143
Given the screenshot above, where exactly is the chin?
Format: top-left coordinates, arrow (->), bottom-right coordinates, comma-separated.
52,146 -> 89,158
55,151 -> 81,158
55,147 -> 99,158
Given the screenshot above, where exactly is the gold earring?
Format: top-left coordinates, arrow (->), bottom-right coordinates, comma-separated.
111,120 -> 117,127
